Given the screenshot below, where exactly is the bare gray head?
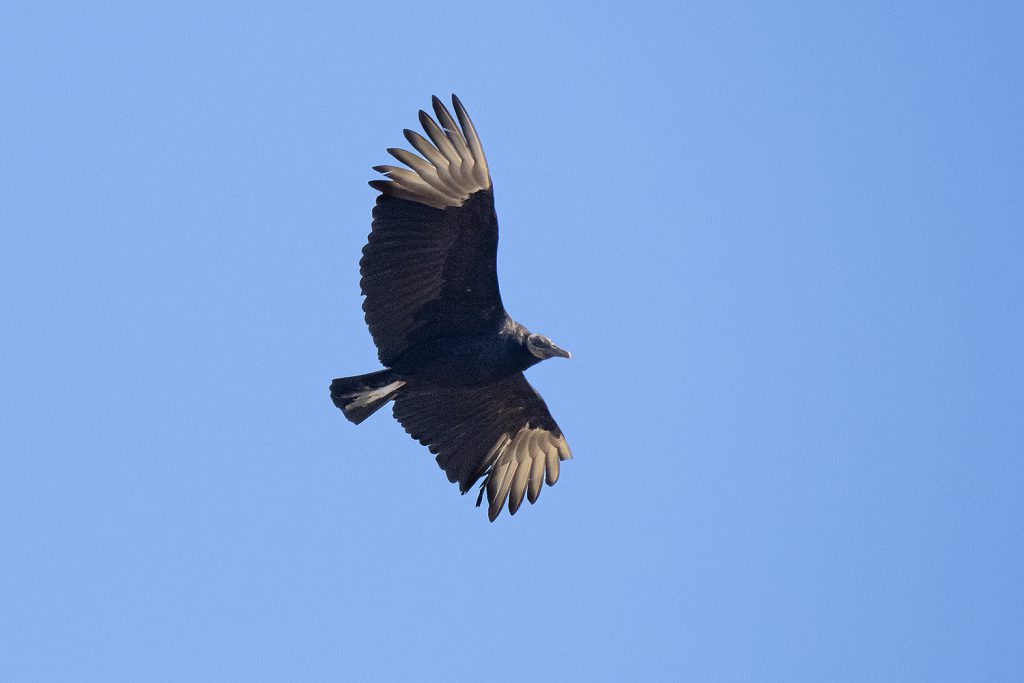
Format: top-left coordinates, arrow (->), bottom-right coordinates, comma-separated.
526,333 -> 571,361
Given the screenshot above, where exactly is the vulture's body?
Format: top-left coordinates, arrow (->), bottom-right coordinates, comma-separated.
331,96 -> 571,521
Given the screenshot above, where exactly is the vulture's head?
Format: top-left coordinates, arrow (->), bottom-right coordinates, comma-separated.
526,333 -> 571,361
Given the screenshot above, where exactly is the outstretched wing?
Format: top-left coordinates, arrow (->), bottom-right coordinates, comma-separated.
392,373 -> 572,521
361,95 -> 506,366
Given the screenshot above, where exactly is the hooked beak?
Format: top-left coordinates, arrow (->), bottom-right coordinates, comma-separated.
551,345 -> 571,360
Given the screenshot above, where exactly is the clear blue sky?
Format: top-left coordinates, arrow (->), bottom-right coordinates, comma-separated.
2,2 -> 1022,680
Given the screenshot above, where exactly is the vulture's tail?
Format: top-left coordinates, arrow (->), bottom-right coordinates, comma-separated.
330,370 -> 406,425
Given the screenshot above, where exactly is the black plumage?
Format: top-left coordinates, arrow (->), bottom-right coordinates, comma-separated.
330,95 -> 572,521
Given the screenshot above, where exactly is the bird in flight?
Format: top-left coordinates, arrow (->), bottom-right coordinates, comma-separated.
331,95 -> 572,521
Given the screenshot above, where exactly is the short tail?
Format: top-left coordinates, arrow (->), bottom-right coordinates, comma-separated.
330,369 -> 406,424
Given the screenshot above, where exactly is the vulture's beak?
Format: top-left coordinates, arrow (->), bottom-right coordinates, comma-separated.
551,345 -> 571,360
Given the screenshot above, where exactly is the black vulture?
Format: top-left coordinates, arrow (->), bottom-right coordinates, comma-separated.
330,95 -> 572,521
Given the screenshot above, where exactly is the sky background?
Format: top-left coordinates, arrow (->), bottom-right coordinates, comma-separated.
2,2 -> 1022,680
